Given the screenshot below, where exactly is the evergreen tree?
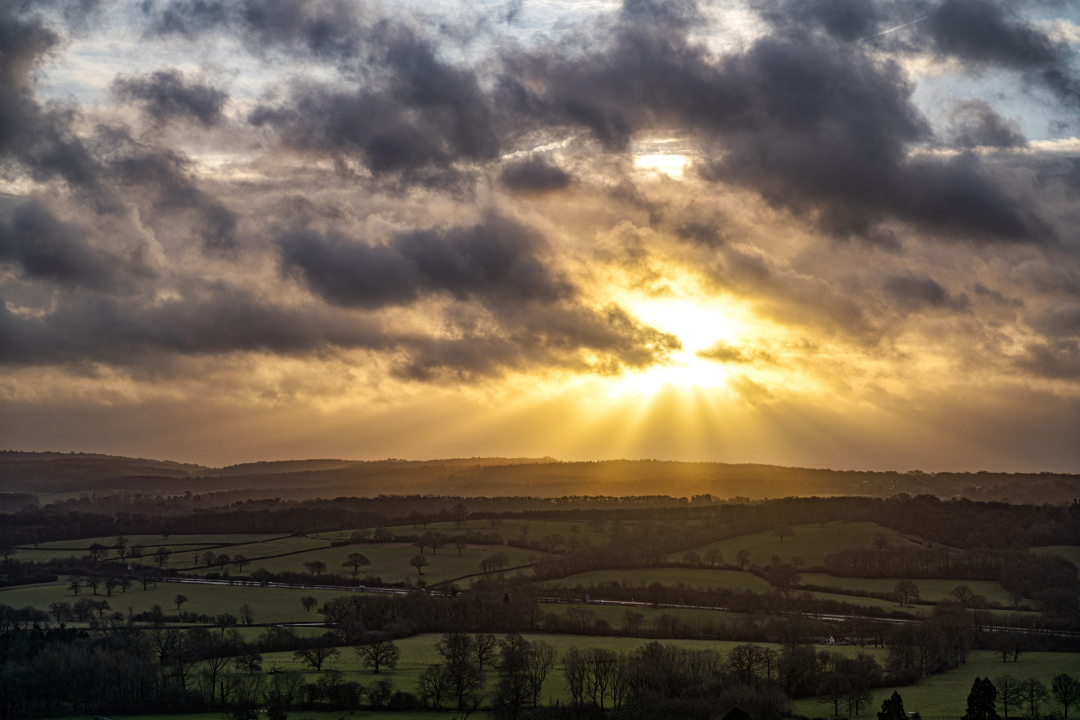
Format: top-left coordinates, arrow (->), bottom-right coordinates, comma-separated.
878,691 -> 907,720
964,677 -> 1000,720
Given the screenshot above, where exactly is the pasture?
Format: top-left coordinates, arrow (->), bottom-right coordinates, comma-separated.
797,573 -> 1021,607
321,518 -> 615,545
671,521 -> 920,568
1033,545 -> 1080,579
792,650 -> 1080,718
541,567 -> 773,593
235,542 -> 548,586
0,579 -> 363,624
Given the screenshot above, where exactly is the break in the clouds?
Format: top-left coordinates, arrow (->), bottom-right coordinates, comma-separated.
0,0 -> 1078,470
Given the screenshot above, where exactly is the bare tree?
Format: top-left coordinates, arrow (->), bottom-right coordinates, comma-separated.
294,642 -> 339,672
302,559 -> 327,576
154,546 -> 170,566
342,552 -> 371,577
895,580 -> 920,607
301,596 -> 318,612
356,638 -> 401,673
174,593 -> 188,610
410,554 -> 430,575
773,524 -> 794,543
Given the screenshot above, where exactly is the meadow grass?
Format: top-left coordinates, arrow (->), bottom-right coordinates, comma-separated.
791,650 -> 1080,718
540,567 -> 773,593
1032,545 -> 1080,579
322,518 -> 614,545
797,573 -> 1021,606
672,521 -> 919,568
28,534 -> 284,550
174,536 -> 331,571
0,578 -> 363,624
236,542 -> 548,585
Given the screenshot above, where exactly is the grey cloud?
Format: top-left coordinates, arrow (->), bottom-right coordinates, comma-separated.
144,0 -> 368,61
113,68 -> 228,127
884,274 -> 971,313
697,341 -> 776,365
249,23 -> 498,188
926,0 -> 1080,103
499,156 -> 572,195
279,215 -> 569,310
946,99 -> 1026,149
0,200 -> 116,290
1015,340 -> 1080,379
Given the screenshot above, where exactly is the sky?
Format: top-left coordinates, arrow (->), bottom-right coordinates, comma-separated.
1,0 -> 1079,472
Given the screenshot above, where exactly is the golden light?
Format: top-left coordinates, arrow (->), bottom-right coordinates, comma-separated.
633,153 -> 691,178
609,296 -> 750,396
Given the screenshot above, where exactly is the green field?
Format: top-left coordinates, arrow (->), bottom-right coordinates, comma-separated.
542,567 -> 773,593
792,650 -> 1079,718
28,534 -> 284,550
174,536 -> 331,571
798,573 -> 1021,607
1033,545 -> 1080,579
673,522 -> 920,568
0,579 -> 362,624
236,542 -> 548,585
322,518 -> 616,545
257,632 -> 888,707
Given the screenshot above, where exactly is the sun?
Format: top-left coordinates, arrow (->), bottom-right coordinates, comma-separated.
609,295 -> 751,396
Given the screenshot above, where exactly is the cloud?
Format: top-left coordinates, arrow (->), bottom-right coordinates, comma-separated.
499,156 -> 572,195
884,274 -> 971,313
113,68 -> 229,127
279,215 -> 569,309
0,200 -> 119,290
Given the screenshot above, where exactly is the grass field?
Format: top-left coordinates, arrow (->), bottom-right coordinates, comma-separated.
0,579 -> 363,624
672,521 -> 920,568
541,567 -> 773,593
173,536 -> 332,572
322,518 -> 616,545
1032,545 -> 1080,579
257,632 -> 889,706
27,534 -> 285,550
232,542 -> 548,586
797,573 -> 1021,606
792,650 -> 1079,718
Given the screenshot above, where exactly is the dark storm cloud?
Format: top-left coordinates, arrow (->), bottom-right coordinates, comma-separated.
884,274 -> 971,313
0,6 -> 102,195
278,215 -> 569,309
498,156 -> 572,195
249,22 -> 498,187
925,0 -> 1080,103
0,284 -> 389,366
97,128 -> 238,251
143,0 -> 367,60
1015,341 -> 1080,380
0,200 -> 115,290
946,99 -> 1027,149
496,2 -> 1053,244
113,68 -> 228,127
396,303 -> 680,381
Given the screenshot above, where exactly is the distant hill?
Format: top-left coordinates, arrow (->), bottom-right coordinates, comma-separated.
1,451 -> 1076,505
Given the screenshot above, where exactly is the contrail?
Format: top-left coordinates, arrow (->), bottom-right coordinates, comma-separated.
847,15 -> 929,45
